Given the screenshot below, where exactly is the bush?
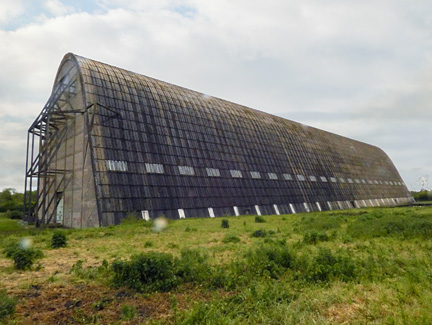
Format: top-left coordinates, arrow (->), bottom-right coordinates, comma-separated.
255,215 -> 266,223
4,241 -> 43,270
243,244 -> 294,279
112,252 -> 177,292
251,229 -> 267,238
121,304 -> 137,321
6,210 -> 23,219
303,248 -> 357,283
222,234 -> 241,244
51,231 -> 67,248
303,231 -> 329,245
221,219 -> 229,228
0,290 -> 17,320
176,249 -> 211,283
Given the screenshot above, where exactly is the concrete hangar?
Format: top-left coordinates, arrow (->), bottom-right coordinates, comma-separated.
25,53 -> 412,227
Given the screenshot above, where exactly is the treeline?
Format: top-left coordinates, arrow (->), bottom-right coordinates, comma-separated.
411,190 -> 432,202
0,188 -> 36,219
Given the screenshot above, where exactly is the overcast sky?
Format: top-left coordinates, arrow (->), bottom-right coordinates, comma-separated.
0,0 -> 431,192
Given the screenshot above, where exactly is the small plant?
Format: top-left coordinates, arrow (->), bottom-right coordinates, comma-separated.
243,244 -> 294,278
221,219 -> 229,228
222,234 -> 241,244
4,241 -> 43,270
255,215 -> 266,223
176,249 -> 211,283
303,231 -> 329,245
112,252 -> 177,292
303,248 -> 357,283
0,290 -> 17,320
251,229 -> 267,238
121,304 -> 137,321
51,231 -> 67,248
144,240 -> 154,248
6,210 -> 23,219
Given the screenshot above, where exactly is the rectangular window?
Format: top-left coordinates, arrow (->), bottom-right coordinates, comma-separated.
230,170 -> 243,178
206,168 -> 221,177
347,178 -> 353,183
145,163 -> 164,174
250,171 -> 261,179
268,172 -> 278,180
283,173 -> 293,181
106,160 -> 128,172
309,176 -> 317,182
330,177 -> 337,183
178,165 -> 195,176
296,174 -> 306,181
320,176 -> 328,182
339,178 -> 346,183
355,179 -> 361,184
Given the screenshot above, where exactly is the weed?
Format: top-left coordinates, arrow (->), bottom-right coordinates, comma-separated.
222,234 -> 241,244
0,290 -> 17,320
302,248 -> 357,283
144,240 -> 153,248
221,219 -> 229,228
121,304 -> 137,321
112,252 -> 177,292
4,241 -> 43,270
243,244 -> 293,279
303,231 -> 329,245
167,242 -> 179,249
176,248 -> 211,283
51,231 -> 67,248
251,229 -> 267,238
255,215 -> 266,223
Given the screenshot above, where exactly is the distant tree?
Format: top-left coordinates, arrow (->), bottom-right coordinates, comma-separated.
411,190 -> 432,202
0,188 -> 25,212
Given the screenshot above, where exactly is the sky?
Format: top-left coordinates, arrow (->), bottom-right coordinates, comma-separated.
0,0 -> 431,192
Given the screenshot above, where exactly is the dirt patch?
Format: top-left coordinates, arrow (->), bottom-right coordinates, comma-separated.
12,282 -> 222,324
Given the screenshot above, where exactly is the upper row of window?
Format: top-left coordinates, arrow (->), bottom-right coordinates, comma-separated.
105,160 -> 405,186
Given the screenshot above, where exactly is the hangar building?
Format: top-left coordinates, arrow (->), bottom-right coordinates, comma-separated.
24,53 -> 412,227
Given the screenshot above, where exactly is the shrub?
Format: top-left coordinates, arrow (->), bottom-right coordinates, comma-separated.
255,215 -> 266,223
176,249 -> 211,283
221,219 -> 229,228
4,241 -> 43,270
243,244 -> 294,279
251,229 -> 267,238
222,234 -> 241,244
303,231 -> 329,245
112,252 -> 177,292
303,248 -> 357,283
144,240 -> 153,248
0,290 -> 17,320
6,210 -> 23,219
121,304 -> 137,321
51,231 -> 67,248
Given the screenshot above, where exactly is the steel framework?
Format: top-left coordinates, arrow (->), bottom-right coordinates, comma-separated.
24,77 -> 80,226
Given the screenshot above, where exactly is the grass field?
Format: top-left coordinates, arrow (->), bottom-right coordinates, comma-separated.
1,206 -> 432,324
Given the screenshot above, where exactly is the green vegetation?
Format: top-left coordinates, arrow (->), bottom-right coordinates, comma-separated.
1,205 -> 432,323
411,190 -> 432,202
221,219 -> 229,228
51,231 -> 67,249
4,240 -> 43,270
0,290 -> 17,321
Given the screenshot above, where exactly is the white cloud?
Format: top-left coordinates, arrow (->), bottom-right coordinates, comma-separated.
0,0 -> 431,190
43,0 -> 75,16
0,0 -> 26,24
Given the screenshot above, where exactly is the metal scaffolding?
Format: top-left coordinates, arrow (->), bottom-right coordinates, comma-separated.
24,77 -> 80,227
